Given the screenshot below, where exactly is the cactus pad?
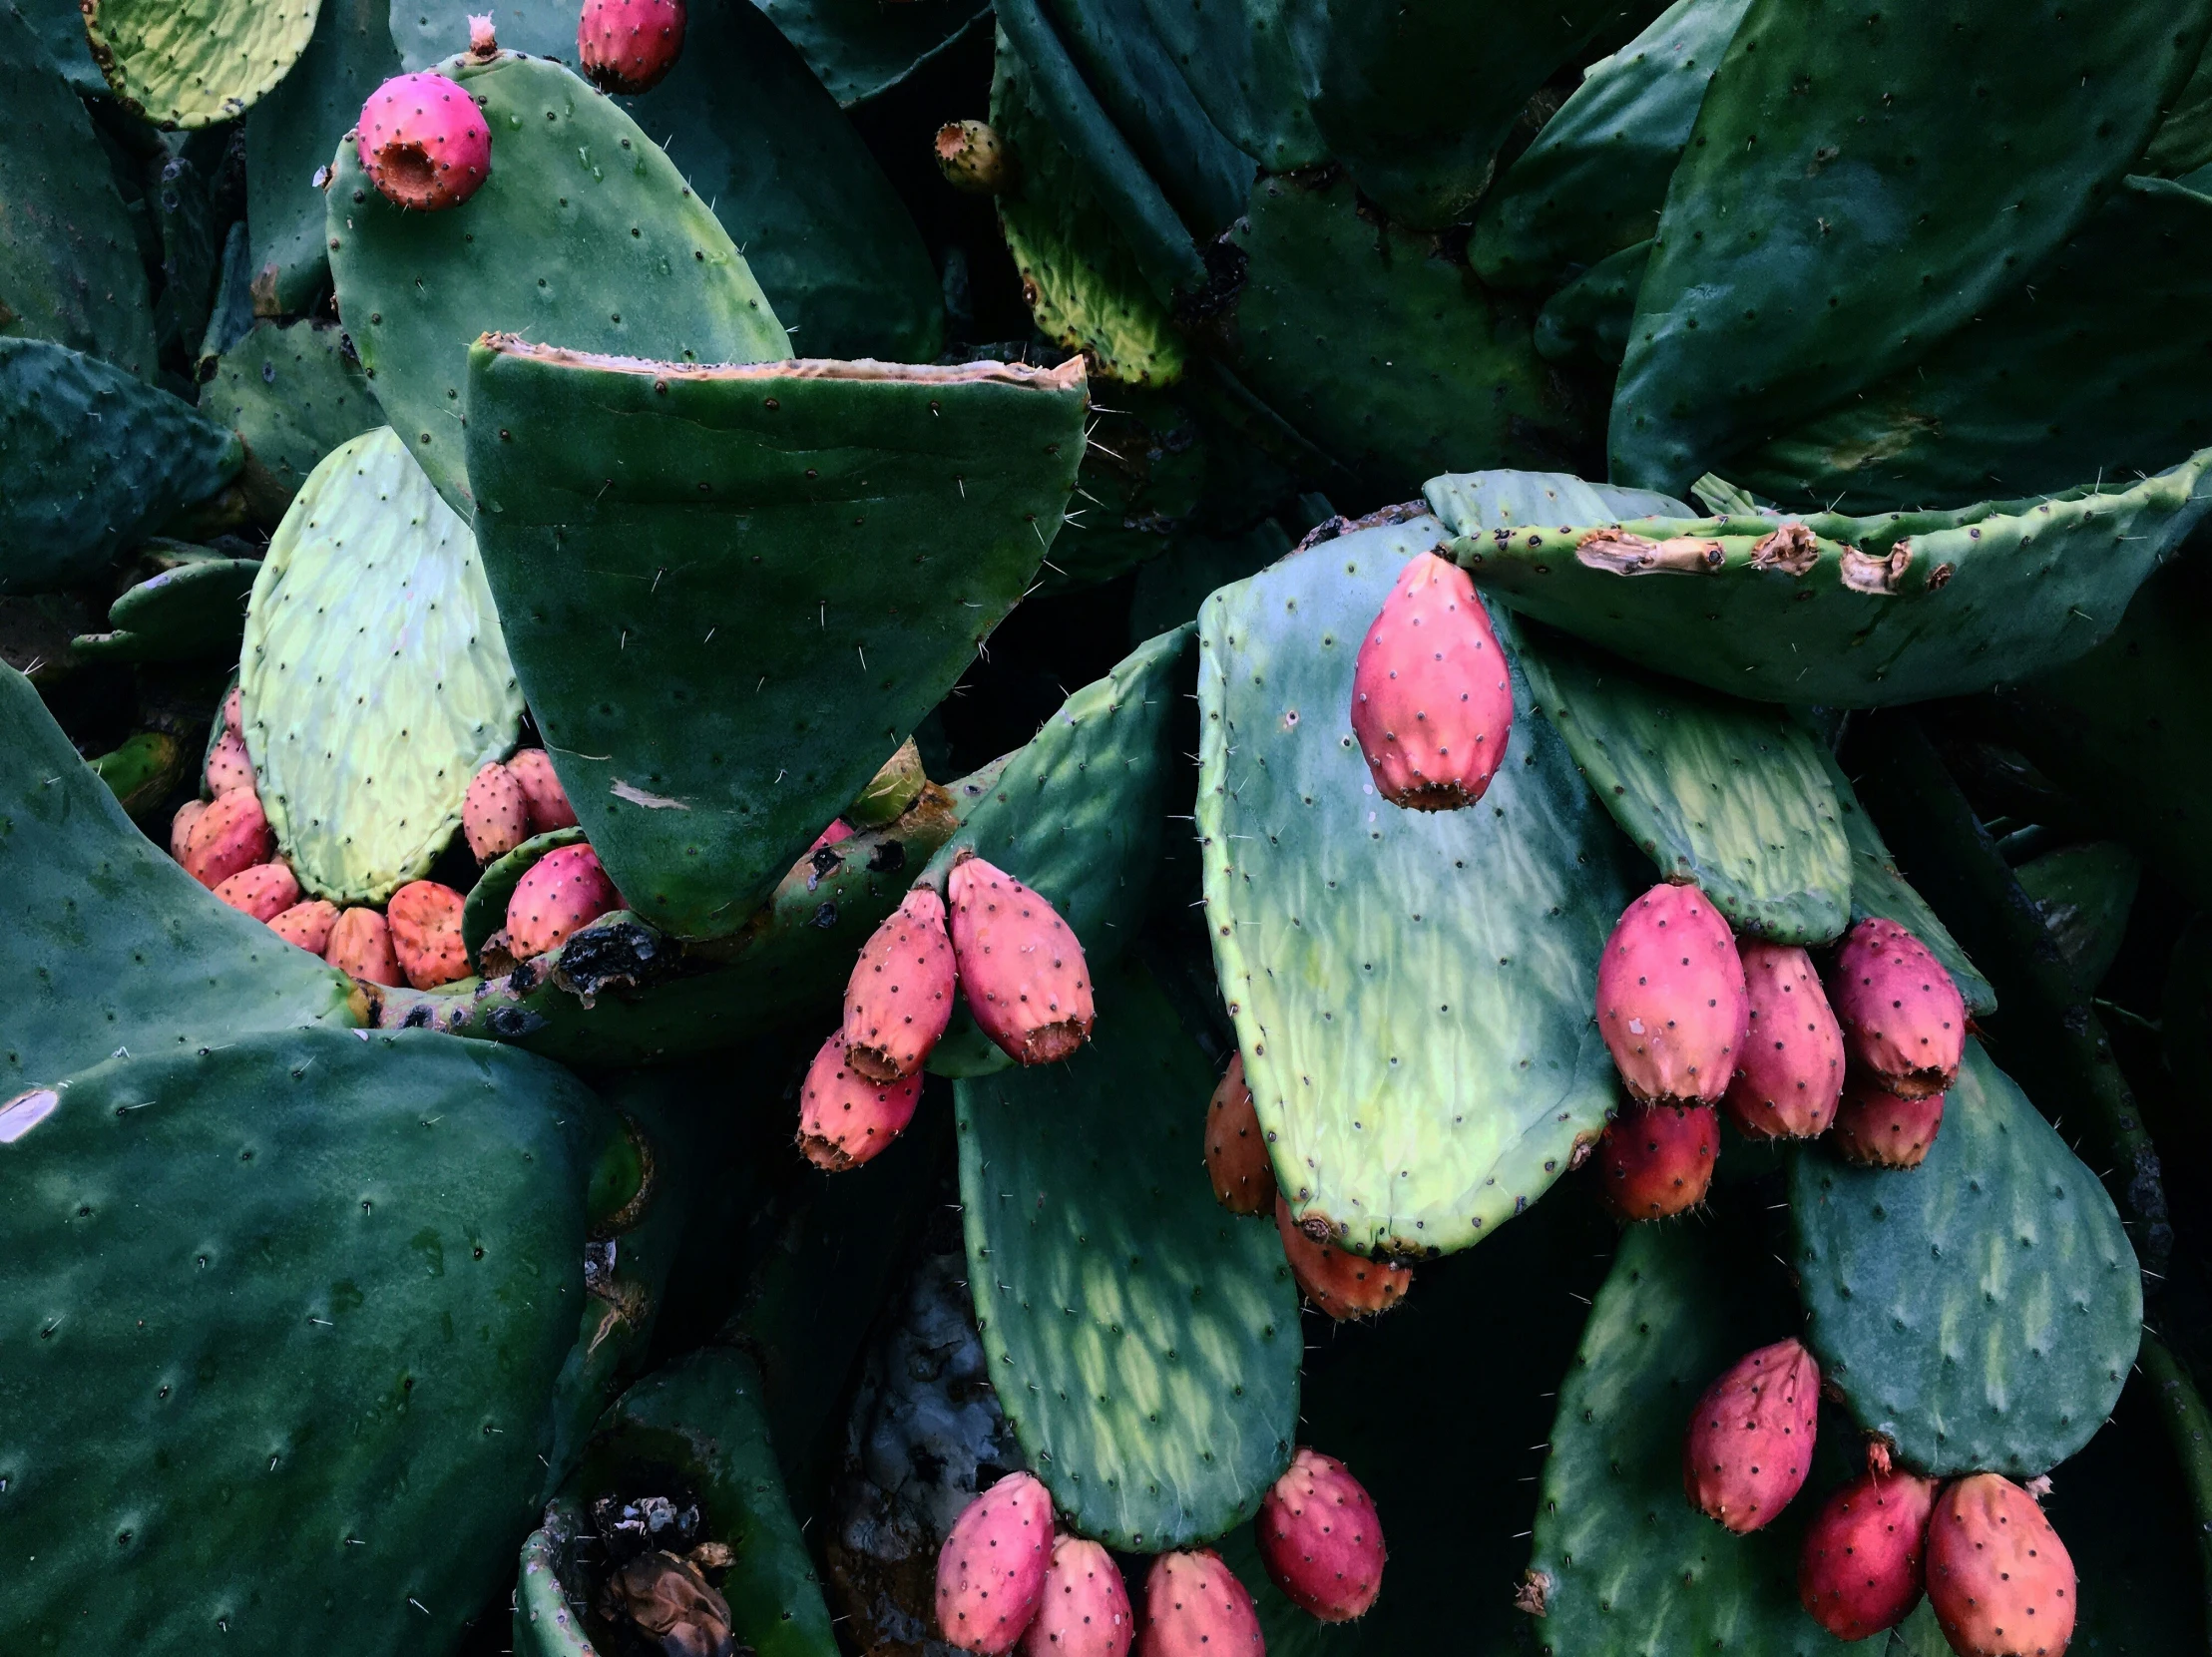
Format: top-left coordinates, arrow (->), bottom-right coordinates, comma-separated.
204,320 -> 380,516
75,556 -> 264,664
84,0 -> 321,126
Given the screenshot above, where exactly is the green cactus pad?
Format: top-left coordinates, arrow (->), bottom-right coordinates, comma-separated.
1198,515 -> 1638,1258
2015,842 -> 2141,997
957,959 -> 1300,1550
463,338 -> 1085,940
1533,238 -> 1651,368
464,826 -> 590,966
203,319 -> 381,518
1789,1040 -> 2142,1477
326,50 -> 790,518
90,730 -> 190,820
83,0 -> 321,126
2148,47 -> 2212,176
240,427 -> 524,904
1445,450 -> 2212,706
16,0 -> 108,91
1527,1219 -> 1854,1655
73,556 -> 263,664
754,0 -> 989,107
1424,465 -> 1691,534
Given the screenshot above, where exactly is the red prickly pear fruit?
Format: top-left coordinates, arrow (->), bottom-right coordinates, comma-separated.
947,851 -> 1096,1065
1595,1100 -> 1718,1220
935,1471 -> 1055,1655
810,818 -> 854,852
796,1031 -> 922,1171
355,72 -> 492,211
269,899 -> 340,955
1798,1469 -> 1940,1639
182,791 -> 275,889
205,728 -> 255,797
463,762 -> 531,863
1722,942 -> 1845,1139
1256,1447 -> 1386,1622
388,880 -> 471,989
508,748 -> 579,832
171,797 -> 207,862
1020,1535 -> 1132,1657
1135,1549 -> 1263,1657
1928,1474 -> 2076,1657
1205,1051 -> 1276,1217
1348,550 -> 1512,811
221,684 -> 242,740
1826,918 -> 1966,1099
324,908 -> 403,987
578,0 -> 686,94
843,886 -> 957,1081
1595,882 -> 1749,1106
1275,1195 -> 1412,1320
1831,1076 -> 1946,1169
506,844 -> 620,961
1682,1338 -> 1820,1533
213,861 -> 300,923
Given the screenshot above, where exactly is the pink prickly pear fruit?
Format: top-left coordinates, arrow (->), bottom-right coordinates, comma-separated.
269,899 -> 340,955
1596,882 -> 1749,1107
182,790 -> 275,889
1682,1339 -> 1820,1533
221,684 -> 243,740
1928,1475 -> 2076,1657
463,761 -> 531,863
1798,1469 -> 1940,1640
387,880 -> 471,989
1831,1076 -> 1946,1169
1205,1051 -> 1276,1217
205,728 -> 255,797
507,748 -> 579,832
1020,1535 -> 1132,1657
947,851 -> 1096,1065
1349,550 -> 1513,811
796,1031 -> 922,1171
1256,1448 -> 1386,1622
1722,942 -> 1845,1140
170,797 -> 208,862
1135,1550 -> 1263,1657
355,72 -> 492,211
578,0 -> 686,94
935,1471 -> 1055,1655
324,908 -> 403,987
212,861 -> 300,923
843,886 -> 957,1081
810,818 -> 855,853
506,844 -> 620,961
1826,918 -> 1966,1099
1595,1100 -> 1718,1220
1275,1196 -> 1412,1320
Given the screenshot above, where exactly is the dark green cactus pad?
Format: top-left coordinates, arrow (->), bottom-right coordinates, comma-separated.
1610,0 -> 2212,493
956,960 -> 1300,1549
83,0 -> 321,126
2147,46 -> 2212,176
464,338 -> 1085,940
73,556 -> 263,664
1789,1040 -> 2142,1477
16,0 -> 108,92
2015,842 -> 2141,997
515,1500 -> 600,1656
1527,1220 -> 1854,1656
1198,515 -> 1638,1258
753,0 -> 990,107
148,152 -> 220,359
1533,238 -> 1650,368
203,319 -> 381,519
326,51 -> 789,518
90,730 -> 190,820
464,825 -> 590,965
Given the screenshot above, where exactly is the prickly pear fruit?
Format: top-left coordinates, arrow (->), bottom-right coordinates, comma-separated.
947,851 -> 1096,1065
579,0 -> 685,95
844,886 -> 957,1081
1723,942 -> 1844,1139
1826,918 -> 1966,1099
268,899 -> 340,954
810,819 -> 855,853
1257,1447 -> 1386,1622
1136,1550 -> 1263,1657
204,728 -> 255,797
1595,1100 -> 1718,1219
463,761 -> 531,863
221,683 -> 242,739
1798,1469 -> 1940,1639
1205,1051 -> 1276,1217
1682,1339 -> 1820,1533
937,121 -> 1017,196
355,72 -> 492,212
170,797 -> 207,861
324,907 -> 403,987
1927,1474 -> 2076,1657
1020,1535 -> 1132,1657
1349,550 -> 1512,811
212,861 -> 300,922
181,790 -> 275,889
387,880 -> 471,989
506,844 -> 620,961
1276,1196 -> 1412,1320
508,748 -> 579,832
935,1470 -> 1054,1655
1832,1076 -> 1946,1169
1596,882 -> 1748,1107
797,1031 -> 923,1171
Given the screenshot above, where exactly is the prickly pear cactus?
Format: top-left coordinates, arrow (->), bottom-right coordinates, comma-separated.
83,0 -> 322,126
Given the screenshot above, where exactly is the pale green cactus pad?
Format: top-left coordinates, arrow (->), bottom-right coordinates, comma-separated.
84,0 -> 322,126
240,427 -> 523,904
